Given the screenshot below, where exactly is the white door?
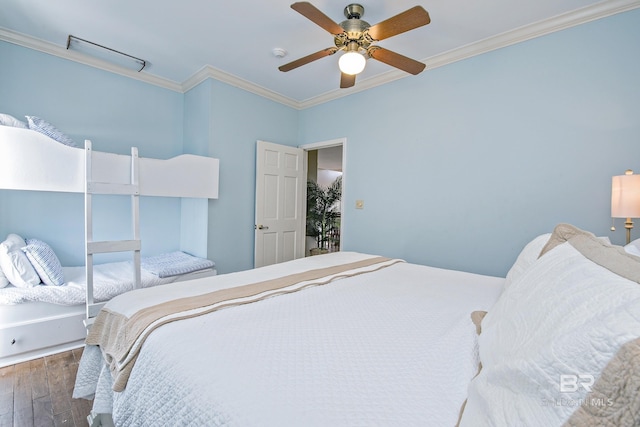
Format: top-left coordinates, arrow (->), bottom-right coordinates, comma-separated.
254,140 -> 305,268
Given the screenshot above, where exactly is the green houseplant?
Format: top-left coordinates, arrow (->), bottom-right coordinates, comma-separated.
306,176 -> 342,254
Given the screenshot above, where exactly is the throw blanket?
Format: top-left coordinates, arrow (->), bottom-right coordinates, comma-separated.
140,251 -> 214,278
565,338 -> 640,426
87,256 -> 402,391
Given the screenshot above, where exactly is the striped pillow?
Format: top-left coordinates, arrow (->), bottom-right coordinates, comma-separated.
25,116 -> 77,147
23,239 -> 65,286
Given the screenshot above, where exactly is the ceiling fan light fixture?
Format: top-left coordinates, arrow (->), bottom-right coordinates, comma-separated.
280,3 -> 431,86
338,51 -> 366,75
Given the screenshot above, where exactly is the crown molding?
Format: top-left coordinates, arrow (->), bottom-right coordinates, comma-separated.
426,0 -> 640,70
0,26 -> 301,107
0,27 -> 183,92
298,0 -> 640,109
181,65 -> 299,109
2,0 -> 639,110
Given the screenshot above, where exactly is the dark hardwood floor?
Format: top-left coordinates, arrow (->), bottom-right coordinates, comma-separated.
0,348 -> 93,427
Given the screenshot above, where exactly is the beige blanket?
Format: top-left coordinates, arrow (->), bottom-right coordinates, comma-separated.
564,337 -> 640,426
87,256 -> 401,391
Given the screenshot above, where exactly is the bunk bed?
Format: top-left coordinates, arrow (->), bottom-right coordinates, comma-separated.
0,123 -> 220,367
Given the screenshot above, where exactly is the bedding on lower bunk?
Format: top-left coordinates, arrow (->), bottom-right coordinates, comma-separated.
140,250 -> 214,278
0,260 -> 213,305
74,251 -> 505,426
0,245 -> 215,305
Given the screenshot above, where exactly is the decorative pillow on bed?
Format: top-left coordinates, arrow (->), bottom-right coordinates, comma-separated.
460,224 -> 640,427
625,238 -> 640,257
22,238 -> 64,286
0,266 -> 9,288
504,232 -> 613,290
502,233 -> 551,289
25,116 -> 77,147
0,233 -> 41,288
0,113 -> 28,128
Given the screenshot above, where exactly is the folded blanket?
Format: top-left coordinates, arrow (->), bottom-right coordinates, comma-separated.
141,251 -> 214,278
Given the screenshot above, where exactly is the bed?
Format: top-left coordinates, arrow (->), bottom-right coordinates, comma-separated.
73,251 -> 504,426
73,224 -> 640,427
0,116 -> 220,367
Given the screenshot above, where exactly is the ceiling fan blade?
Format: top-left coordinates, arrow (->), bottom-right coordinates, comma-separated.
340,72 -> 356,89
368,46 -> 426,75
291,2 -> 344,35
366,6 -> 431,41
278,47 -> 338,72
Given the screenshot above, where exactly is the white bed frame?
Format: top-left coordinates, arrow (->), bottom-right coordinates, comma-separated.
0,125 -> 219,366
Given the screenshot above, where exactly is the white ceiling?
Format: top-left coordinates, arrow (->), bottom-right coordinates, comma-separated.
1,0 -> 638,108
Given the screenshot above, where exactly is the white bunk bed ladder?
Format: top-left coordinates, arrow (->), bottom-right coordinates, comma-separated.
83,140 -> 141,329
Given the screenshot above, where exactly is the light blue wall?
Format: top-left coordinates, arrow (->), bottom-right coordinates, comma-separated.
183,79 -> 213,157
180,79 -> 215,258
0,41 -> 185,266
1,8 -> 639,277
204,80 -> 299,273
299,9 -> 640,277
0,42 -> 300,273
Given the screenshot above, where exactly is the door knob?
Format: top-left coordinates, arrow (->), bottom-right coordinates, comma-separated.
256,225 -> 269,230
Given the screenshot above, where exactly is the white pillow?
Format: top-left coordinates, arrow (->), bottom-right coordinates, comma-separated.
625,237 -> 640,257
0,267 -> 8,288
504,233 -> 612,289
0,233 -> 41,288
503,233 -> 551,289
461,227 -> 640,426
0,113 -> 28,128
3,233 -> 26,249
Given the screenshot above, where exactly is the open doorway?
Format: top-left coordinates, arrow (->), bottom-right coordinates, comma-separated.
302,139 -> 345,257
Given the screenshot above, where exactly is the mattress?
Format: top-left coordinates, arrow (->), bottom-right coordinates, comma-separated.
74,252 -> 504,426
0,261 -> 215,305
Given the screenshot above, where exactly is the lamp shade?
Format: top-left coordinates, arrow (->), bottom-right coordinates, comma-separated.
611,172 -> 640,218
338,52 -> 366,75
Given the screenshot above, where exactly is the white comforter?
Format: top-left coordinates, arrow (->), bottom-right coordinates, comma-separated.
74,252 -> 504,427
0,262 -> 182,305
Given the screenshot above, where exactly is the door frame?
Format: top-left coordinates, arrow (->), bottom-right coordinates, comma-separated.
299,137 -> 347,253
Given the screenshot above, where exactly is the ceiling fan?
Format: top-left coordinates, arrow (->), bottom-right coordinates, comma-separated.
278,2 -> 431,89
